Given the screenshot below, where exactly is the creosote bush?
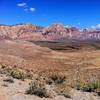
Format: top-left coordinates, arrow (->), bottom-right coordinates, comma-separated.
26,79 -> 54,98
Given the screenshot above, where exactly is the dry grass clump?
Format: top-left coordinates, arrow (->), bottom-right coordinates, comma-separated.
48,73 -> 66,84
76,80 -> 100,95
43,72 -> 66,85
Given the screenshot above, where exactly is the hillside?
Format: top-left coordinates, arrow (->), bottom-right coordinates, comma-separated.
0,39 -> 99,82
0,39 -> 99,100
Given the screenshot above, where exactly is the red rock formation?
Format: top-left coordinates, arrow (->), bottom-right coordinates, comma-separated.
0,23 -> 100,41
0,24 -> 44,40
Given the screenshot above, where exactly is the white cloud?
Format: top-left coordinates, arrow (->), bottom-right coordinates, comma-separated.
91,24 -> 100,29
96,24 -> 100,28
30,8 -> 36,12
17,2 -> 36,13
17,3 -> 27,7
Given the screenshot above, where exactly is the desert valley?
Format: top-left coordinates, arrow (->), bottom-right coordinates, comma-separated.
0,24 -> 99,100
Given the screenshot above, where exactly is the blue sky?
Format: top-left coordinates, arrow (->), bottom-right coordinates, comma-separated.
0,0 -> 100,28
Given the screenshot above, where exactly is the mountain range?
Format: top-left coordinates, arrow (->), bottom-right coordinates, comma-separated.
0,23 -> 100,41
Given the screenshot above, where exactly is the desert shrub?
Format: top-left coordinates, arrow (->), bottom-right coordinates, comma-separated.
48,73 -> 66,84
10,69 -> 26,80
26,79 -> 55,98
76,82 -> 85,90
0,64 -> 33,80
0,65 -> 12,75
76,81 -> 100,93
54,83 -> 72,98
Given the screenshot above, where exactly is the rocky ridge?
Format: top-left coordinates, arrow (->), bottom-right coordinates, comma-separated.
0,23 -> 100,41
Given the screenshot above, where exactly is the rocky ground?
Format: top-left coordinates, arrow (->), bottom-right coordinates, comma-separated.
0,73 -> 99,100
